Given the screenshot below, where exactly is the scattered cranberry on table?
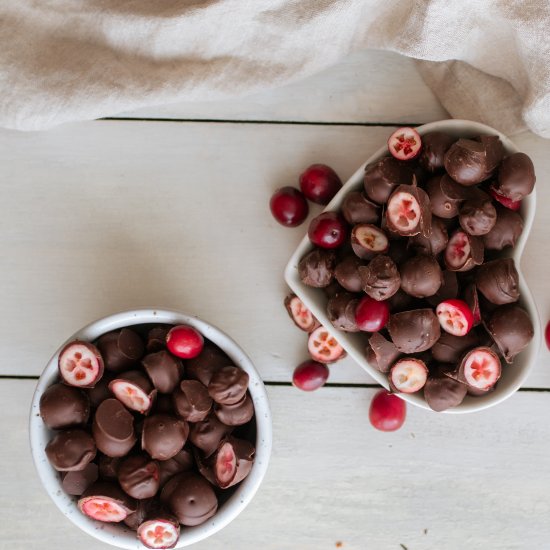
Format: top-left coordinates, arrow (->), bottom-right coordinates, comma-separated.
369,390 -> 406,432
299,163 -> 343,205
270,186 -> 309,227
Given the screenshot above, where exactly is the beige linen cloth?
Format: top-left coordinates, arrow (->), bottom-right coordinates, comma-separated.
0,0 -> 549,136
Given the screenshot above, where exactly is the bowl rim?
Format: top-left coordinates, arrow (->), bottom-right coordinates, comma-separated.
29,308 -> 273,549
284,119 -> 542,414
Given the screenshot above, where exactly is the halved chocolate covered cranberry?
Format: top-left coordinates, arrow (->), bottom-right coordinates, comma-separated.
109,371 -> 157,414
351,223 -> 389,259
387,127 -> 422,161
459,347 -> 501,391
444,230 -> 484,272
78,481 -> 137,523
138,515 -> 180,549
284,293 -> 320,332
58,341 -> 104,388
389,358 -> 428,393
385,184 -> 431,237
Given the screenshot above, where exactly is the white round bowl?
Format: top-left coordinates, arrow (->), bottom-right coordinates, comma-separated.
285,119 -> 542,413
29,309 -> 272,548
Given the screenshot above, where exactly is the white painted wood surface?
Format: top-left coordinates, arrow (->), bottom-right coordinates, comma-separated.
117,50 -> 448,124
1,49 -> 550,550
4,380 -> 550,550
0,121 -> 548,386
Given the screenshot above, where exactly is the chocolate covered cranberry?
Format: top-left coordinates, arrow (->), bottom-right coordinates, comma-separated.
208,366 -> 249,405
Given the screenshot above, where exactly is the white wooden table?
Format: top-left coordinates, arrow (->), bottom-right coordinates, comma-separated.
1,50 -> 550,550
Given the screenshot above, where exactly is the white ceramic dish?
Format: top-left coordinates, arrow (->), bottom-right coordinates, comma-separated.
29,309 -> 272,548
285,120 -> 541,414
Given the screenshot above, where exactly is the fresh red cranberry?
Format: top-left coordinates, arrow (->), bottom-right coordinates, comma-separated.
299,164 -> 343,205
355,296 -> 389,332
292,360 -> 329,391
369,390 -> 406,432
308,212 -> 347,249
166,325 -> 204,359
269,186 -> 309,227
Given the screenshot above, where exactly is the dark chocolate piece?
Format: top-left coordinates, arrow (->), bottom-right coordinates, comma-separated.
123,498 -> 153,530
399,254 -> 443,298
298,248 -> 336,288
39,383 -> 90,429
463,284 -> 481,325
482,205 -> 523,250
459,196 -> 497,236
485,304 -> 534,363
173,380 -> 213,422
45,429 -> 96,472
326,292 -> 360,332
418,131 -> 456,172
334,255 -> 364,293
153,394 -> 176,415
161,472 -> 218,527
426,175 -> 462,219
99,455 -> 121,480
475,258 -> 519,305
158,448 -> 195,487
214,392 -> 254,426
496,152 -> 535,201
424,374 -> 468,412
426,270 -> 459,307
341,191 -> 380,224
387,309 -> 441,353
97,328 -> 144,373
146,326 -> 170,353
444,136 -> 504,185
386,239 -> 408,266
365,332 -> 401,373
118,454 -> 160,499
87,375 -> 113,408
185,344 -> 230,386
409,216 -> 448,255
188,414 -> 233,457
387,288 -> 416,313
208,366 -> 249,405
358,255 -> 400,301
93,398 -> 136,458
62,462 -> 98,496
363,157 -> 414,204
431,330 -> 480,363
142,414 -> 189,461
142,351 -> 182,394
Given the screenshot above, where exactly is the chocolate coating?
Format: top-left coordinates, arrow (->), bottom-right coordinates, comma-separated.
79,481 -> 137,516
215,392 -> 255,426
123,498 -> 153,530
162,472 -> 218,527
173,380 -> 213,422
387,288 -> 416,313
431,330 -> 480,363
426,175 -> 462,219
385,184 -> 432,237
386,239 -> 408,266
185,344 -> 231,386
482,206 -> 523,250
93,398 -> 136,458
87,375 -> 113,408
365,332 -> 401,373
358,255 -> 400,301
97,329 -> 144,373
146,326 -> 170,353
142,414 -> 188,461
387,309 -> 441,353
475,258 -> 519,305
341,191 -> 380,224
142,351 -> 182,394
118,454 -> 160,499
485,305 -> 534,363
409,216 -> 448,255
426,270 -> 459,307
418,131 -> 456,172
45,429 -> 96,471
39,383 -> 90,429
363,157 -> 414,204
463,284 -> 481,325
158,448 -> 195,486
399,254 -> 443,298
327,292 -> 359,332
444,136 -> 504,185
496,152 -> 536,201
188,414 -> 233,457
334,255 -> 364,293
459,196 -> 497,236
99,455 -> 121,480
62,462 -> 98,495
424,375 -> 468,412
208,366 -> 249,405
298,248 -> 336,288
